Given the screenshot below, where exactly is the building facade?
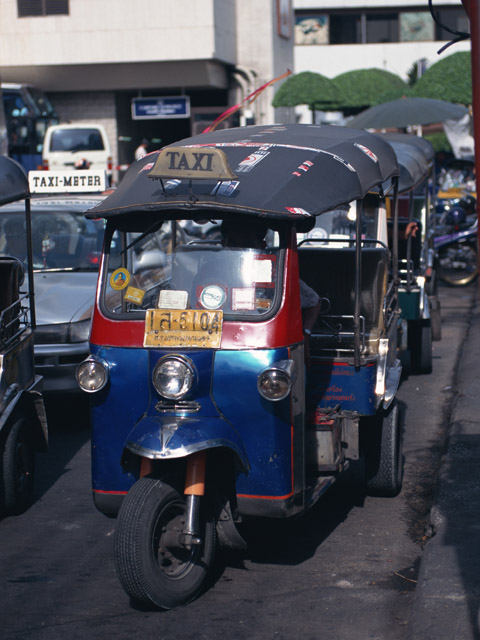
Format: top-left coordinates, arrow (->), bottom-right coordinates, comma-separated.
0,0 -> 294,176
293,0 -> 471,123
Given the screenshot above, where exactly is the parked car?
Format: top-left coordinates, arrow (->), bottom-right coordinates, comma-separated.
0,171 -> 187,393
42,123 -> 113,185
0,192 -> 105,393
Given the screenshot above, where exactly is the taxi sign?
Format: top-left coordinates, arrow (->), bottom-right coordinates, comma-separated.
28,170 -> 107,193
148,146 -> 237,181
144,308 -> 223,348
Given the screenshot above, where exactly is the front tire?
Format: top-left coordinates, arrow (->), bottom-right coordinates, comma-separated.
114,477 -> 216,610
365,399 -> 403,497
1,418 -> 35,514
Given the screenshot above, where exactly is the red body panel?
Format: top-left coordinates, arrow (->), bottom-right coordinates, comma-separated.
90,229 -> 304,350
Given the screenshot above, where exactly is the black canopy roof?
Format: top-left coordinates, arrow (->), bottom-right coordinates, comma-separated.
377,133 -> 434,193
0,155 -> 29,206
88,124 -> 399,225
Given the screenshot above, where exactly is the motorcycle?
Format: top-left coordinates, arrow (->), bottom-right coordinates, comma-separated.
434,216 -> 478,287
77,124 -> 403,609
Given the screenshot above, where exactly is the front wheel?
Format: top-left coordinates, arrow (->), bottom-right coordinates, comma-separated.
114,477 -> 216,609
1,418 -> 35,514
437,242 -> 478,287
364,399 -> 403,497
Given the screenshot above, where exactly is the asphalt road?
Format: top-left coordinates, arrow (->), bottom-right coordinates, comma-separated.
0,284 -> 475,640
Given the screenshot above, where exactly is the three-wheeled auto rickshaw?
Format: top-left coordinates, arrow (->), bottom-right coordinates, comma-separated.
378,133 -> 440,373
0,156 -> 48,514
77,124 -> 402,609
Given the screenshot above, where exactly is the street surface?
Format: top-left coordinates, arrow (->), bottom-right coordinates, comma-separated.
0,284 -> 475,640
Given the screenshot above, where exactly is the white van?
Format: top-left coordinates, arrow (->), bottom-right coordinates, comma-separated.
42,123 -> 113,184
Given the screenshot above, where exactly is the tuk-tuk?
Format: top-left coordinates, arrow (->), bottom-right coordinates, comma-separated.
379,133 -> 440,373
77,124 -> 401,609
0,156 -> 48,514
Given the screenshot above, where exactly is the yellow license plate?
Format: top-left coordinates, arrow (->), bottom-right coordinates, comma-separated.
144,309 -> 223,348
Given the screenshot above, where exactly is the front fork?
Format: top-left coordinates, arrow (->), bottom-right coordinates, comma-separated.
183,450 -> 206,548
139,450 -> 207,549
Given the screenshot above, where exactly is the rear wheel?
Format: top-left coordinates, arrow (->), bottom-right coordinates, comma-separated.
1,418 -> 35,514
365,399 -> 403,497
429,295 -> 442,342
409,320 -> 433,374
437,242 -> 478,286
114,477 -> 216,609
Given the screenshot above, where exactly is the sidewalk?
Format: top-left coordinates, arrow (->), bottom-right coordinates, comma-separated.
410,287 -> 480,640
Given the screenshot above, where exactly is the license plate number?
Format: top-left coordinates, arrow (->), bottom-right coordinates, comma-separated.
144,309 -> 223,348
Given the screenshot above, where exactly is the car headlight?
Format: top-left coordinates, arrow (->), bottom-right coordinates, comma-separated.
76,357 -> 109,393
152,356 -> 196,400
34,323 -> 69,344
69,319 -> 91,343
257,360 -> 294,401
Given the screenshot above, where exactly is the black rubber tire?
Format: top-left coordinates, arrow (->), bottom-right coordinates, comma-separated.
429,295 -> 442,342
409,320 -> 433,374
437,242 -> 478,287
365,399 -> 403,497
1,418 -> 35,514
114,477 -> 216,610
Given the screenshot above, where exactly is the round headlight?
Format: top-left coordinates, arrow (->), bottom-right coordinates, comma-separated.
153,356 -> 195,400
76,357 -> 108,393
258,369 -> 292,401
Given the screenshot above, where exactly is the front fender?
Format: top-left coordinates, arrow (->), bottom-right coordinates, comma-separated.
125,415 -> 249,472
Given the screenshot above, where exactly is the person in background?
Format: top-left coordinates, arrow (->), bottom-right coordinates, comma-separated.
134,138 -> 149,161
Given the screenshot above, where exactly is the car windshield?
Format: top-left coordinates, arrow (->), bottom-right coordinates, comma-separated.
50,128 -> 105,152
102,220 -> 283,321
0,203 -> 105,271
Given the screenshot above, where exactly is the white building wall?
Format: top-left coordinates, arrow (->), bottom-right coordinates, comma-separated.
294,40 -> 471,81
236,0 -> 294,124
0,0 -> 236,66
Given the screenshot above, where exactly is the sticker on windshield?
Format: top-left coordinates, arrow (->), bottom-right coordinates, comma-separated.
124,286 -> 145,305
198,284 -> 227,310
110,268 -> 130,290
232,287 -> 255,311
253,256 -> 275,284
158,290 -> 188,309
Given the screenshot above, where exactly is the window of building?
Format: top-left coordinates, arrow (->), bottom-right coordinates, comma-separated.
366,13 -> 399,43
400,12 -> 434,41
329,13 -> 362,45
295,5 -> 468,45
17,0 -> 69,17
434,7 -> 469,40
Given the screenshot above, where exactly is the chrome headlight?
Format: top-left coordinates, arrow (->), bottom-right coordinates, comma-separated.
76,356 -> 109,393
152,355 -> 196,400
257,359 -> 294,401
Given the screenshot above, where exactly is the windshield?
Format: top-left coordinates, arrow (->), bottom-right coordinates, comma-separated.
297,199 -> 382,247
0,205 -> 105,270
102,221 -> 283,321
50,128 -> 105,152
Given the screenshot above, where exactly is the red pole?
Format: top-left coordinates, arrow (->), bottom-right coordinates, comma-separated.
462,0 -> 480,277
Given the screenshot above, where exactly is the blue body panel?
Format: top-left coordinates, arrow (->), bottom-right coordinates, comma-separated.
90,344 -> 294,499
125,414 -> 249,469
212,348 -> 294,499
307,360 -> 377,415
